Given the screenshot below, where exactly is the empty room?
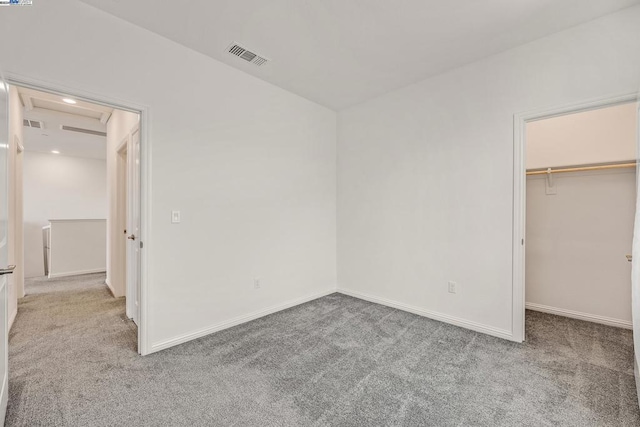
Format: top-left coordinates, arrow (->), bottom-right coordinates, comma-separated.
0,0 -> 640,426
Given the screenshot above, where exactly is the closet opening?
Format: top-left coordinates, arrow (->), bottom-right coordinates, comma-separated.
515,98 -> 638,340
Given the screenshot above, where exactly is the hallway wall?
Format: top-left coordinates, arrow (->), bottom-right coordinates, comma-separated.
23,152 -> 107,278
105,109 -> 139,297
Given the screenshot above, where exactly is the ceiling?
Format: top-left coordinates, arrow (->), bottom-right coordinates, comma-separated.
18,87 -> 112,160
79,0 -> 640,110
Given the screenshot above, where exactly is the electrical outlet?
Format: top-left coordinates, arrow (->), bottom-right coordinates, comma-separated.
448,281 -> 457,294
254,278 -> 261,289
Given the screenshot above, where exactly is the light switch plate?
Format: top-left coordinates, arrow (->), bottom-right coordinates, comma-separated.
171,210 -> 181,224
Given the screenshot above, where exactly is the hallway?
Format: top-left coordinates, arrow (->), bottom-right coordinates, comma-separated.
7,274 -> 137,426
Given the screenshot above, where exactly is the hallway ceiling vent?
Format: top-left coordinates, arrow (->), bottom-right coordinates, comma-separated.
23,119 -> 43,129
60,125 -> 107,137
227,43 -> 269,66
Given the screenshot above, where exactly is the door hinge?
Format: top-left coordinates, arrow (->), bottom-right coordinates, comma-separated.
140,241 -> 144,249
521,239 -> 524,245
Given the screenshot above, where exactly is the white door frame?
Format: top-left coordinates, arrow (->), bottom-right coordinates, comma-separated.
115,139 -> 130,318
512,92 -> 638,343
4,73 -> 152,355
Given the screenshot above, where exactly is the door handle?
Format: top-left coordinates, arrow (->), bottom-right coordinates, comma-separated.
128,234 -> 136,241
0,265 -> 16,276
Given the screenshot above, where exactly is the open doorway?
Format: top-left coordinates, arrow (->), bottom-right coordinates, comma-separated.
514,96 -> 639,340
6,82 -> 142,351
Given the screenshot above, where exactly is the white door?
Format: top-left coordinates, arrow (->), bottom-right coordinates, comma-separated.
126,128 -> 141,326
0,75 -> 12,424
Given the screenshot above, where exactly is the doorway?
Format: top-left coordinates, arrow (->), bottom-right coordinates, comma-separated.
513,94 -> 639,341
4,78 -> 146,353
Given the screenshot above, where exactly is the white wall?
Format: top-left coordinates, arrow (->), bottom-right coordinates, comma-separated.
337,6 -> 640,339
48,220 -> 107,278
0,0 -> 337,353
23,152 -> 106,278
7,85 -> 23,329
526,170 -> 635,325
105,109 -> 138,297
526,102 -> 637,169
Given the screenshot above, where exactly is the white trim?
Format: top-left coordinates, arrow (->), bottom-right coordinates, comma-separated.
3,72 -> 152,356
149,288 -> 337,354
48,268 -> 107,279
105,277 -> 116,298
512,92 -> 638,344
526,302 -> 633,329
0,370 -> 6,427
8,307 -> 16,331
635,358 -> 640,406
337,288 -> 515,341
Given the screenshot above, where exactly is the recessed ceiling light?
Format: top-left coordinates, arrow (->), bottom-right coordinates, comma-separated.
51,150 -> 60,154
62,98 -> 76,104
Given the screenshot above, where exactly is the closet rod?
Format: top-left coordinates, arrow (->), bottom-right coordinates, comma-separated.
526,162 -> 636,176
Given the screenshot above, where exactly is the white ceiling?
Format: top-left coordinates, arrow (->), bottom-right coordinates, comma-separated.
18,87 -> 112,160
80,0 -> 640,110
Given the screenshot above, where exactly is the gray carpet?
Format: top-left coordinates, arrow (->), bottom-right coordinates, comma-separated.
6,274 -> 640,426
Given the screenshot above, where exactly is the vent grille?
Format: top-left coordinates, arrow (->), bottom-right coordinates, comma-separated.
60,125 -> 107,137
23,119 -> 43,129
227,43 -> 269,67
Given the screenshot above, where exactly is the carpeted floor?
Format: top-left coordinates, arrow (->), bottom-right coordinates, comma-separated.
6,274 -> 639,426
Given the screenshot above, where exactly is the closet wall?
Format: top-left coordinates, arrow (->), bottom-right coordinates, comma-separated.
525,102 -> 638,327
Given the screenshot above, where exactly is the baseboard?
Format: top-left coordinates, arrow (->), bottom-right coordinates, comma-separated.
8,308 -> 17,331
105,281 -> 116,298
525,302 -> 632,329
149,288 -> 338,354
48,268 -> 106,279
337,288 -> 515,341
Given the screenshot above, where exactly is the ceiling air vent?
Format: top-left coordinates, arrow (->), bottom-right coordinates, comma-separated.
60,125 -> 107,137
23,119 -> 43,129
227,43 -> 269,66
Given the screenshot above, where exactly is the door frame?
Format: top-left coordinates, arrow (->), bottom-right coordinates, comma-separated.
512,92 -> 638,343
115,138 -> 130,319
5,73 -> 152,355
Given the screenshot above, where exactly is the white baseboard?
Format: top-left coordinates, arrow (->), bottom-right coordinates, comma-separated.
337,288 -> 515,341
149,288 -> 338,354
48,268 -> 106,279
8,308 -> 17,331
525,302 -> 632,329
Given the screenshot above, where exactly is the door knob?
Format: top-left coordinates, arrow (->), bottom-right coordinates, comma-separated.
0,265 -> 16,276
127,234 -> 136,241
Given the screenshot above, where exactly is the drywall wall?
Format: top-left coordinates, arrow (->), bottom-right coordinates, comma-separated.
105,109 -> 139,297
526,102 -> 637,169
526,170 -> 635,326
0,0 -> 336,353
48,220 -> 107,278
23,152 -> 107,278
7,85 -> 23,329
337,6 -> 640,339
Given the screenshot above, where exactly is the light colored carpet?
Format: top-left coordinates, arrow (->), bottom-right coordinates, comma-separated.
6,274 -> 639,426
